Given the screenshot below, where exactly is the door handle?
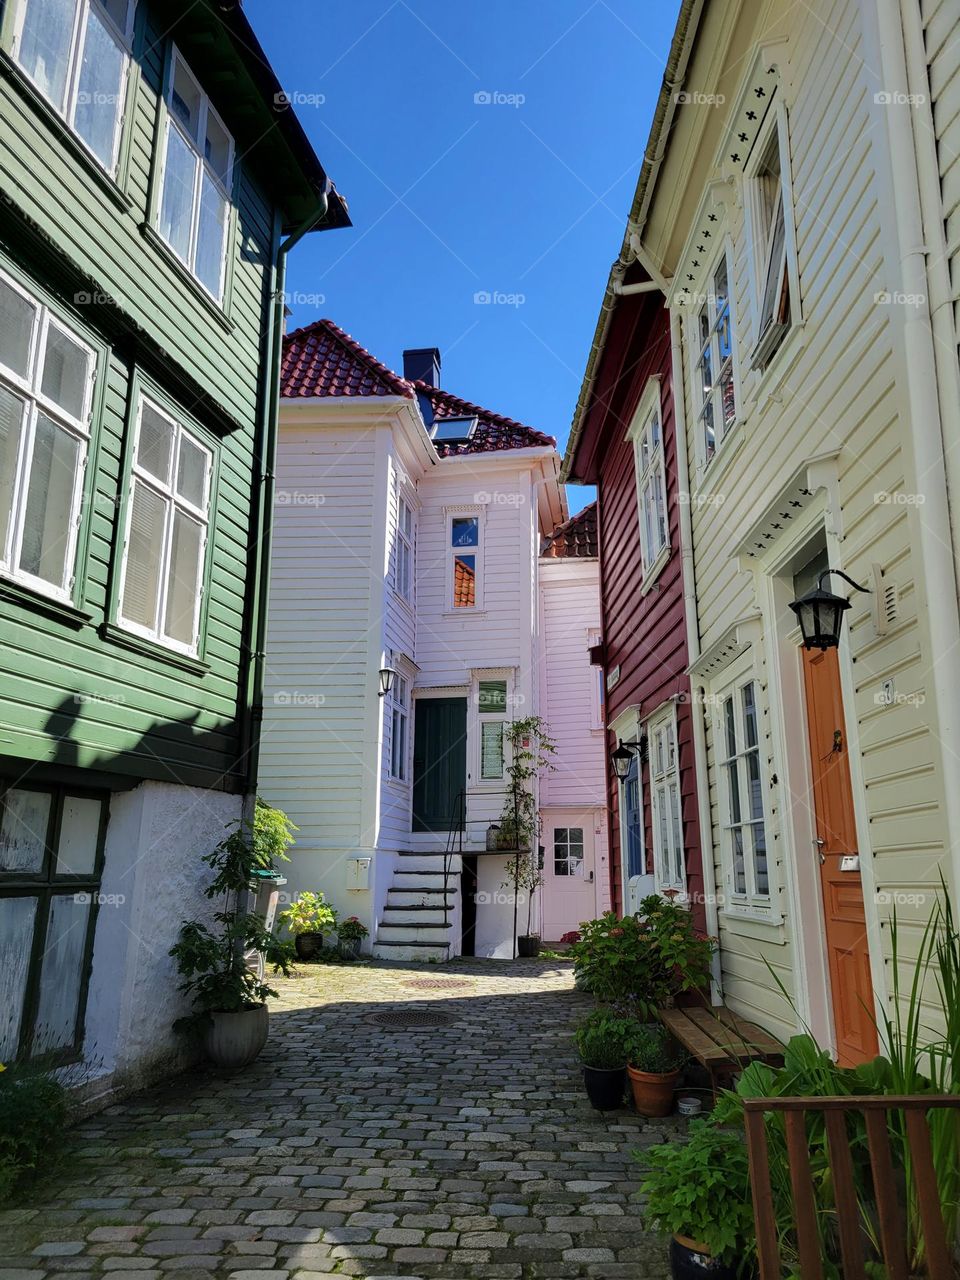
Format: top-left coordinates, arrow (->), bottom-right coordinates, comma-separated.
814,838 -> 825,865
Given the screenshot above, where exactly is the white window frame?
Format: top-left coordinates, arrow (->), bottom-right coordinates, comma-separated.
552,825 -> 585,879
0,267 -> 96,604
11,0 -> 136,175
473,670 -> 510,786
156,47 -> 234,303
626,377 -> 669,582
389,672 -> 409,783
117,393 -> 212,655
744,102 -> 801,369
446,506 -> 483,612
647,704 -> 685,895
688,246 -> 738,470
715,661 -> 772,911
394,492 -> 414,604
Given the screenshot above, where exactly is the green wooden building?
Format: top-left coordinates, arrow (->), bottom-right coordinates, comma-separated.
0,0 -> 347,1086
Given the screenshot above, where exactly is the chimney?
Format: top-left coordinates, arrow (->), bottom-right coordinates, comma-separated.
403,347 -> 441,387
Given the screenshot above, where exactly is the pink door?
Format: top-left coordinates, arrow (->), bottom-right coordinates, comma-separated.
541,817 -> 597,940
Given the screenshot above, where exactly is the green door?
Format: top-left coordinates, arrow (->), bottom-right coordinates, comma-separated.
412,698 -> 467,832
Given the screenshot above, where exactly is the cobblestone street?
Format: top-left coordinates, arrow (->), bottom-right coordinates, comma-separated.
0,958 -> 674,1280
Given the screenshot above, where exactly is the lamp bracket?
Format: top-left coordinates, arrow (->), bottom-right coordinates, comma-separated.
818,569 -> 870,595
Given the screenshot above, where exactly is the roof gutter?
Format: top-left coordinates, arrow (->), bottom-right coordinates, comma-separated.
562,0 -> 704,482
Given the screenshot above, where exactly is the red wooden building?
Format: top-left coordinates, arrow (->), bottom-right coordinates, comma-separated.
563,286 -> 705,932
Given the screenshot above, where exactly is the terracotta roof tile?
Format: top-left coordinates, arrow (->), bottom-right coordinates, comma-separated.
279,319 -> 556,456
541,501 -> 598,559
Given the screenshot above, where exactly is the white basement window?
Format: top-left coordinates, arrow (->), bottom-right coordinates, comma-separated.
158,49 -> 234,301
0,268 -> 95,602
118,393 -> 212,653
13,0 -> 135,173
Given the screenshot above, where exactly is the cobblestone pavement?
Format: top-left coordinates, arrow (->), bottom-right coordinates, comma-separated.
0,957 -> 678,1280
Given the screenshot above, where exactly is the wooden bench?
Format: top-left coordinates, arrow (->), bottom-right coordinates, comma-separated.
659,1004 -> 785,1094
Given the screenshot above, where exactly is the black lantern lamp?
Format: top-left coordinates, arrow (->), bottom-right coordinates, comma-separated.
789,569 -> 870,651
378,666 -> 396,698
611,736 -> 646,781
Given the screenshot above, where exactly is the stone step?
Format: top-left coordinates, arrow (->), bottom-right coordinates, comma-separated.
392,871 -> 451,891
387,888 -> 456,908
381,906 -> 453,927
377,922 -> 454,944
395,852 -> 462,874
371,940 -> 450,962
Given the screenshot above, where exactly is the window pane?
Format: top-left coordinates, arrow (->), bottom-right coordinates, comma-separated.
170,57 -> 201,141
121,480 -> 166,629
74,4 -> 125,169
732,827 -> 746,895
0,388 -> 26,557
0,896 -> 37,1059
742,682 -> 758,748
670,782 -> 682,880
453,553 -> 476,607
204,109 -> 231,185
654,468 -> 667,549
195,174 -> 227,298
0,278 -> 37,379
99,0 -> 129,29
753,823 -> 769,896
18,414 -> 81,587
163,509 -> 203,646
159,124 -> 198,265
719,361 -> 736,429
41,323 -> 90,420
33,893 -> 90,1054
478,681 -> 507,713
555,828 -> 568,844
56,795 -> 103,875
451,516 -> 479,547
726,761 -> 741,824
0,789 -> 52,873
723,697 -> 737,758
481,721 -> 503,780
554,858 -> 567,876
713,256 -> 728,308
18,0 -> 76,109
137,402 -> 175,484
176,433 -> 208,507
698,343 -> 713,396
702,398 -> 716,460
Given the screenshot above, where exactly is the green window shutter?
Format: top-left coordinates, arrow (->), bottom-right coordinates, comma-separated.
481,721 -> 504,780
478,680 -> 507,713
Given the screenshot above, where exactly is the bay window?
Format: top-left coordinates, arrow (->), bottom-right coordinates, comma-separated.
0,269 -> 95,601
158,50 -> 233,301
118,393 -> 212,653
14,0 -> 135,173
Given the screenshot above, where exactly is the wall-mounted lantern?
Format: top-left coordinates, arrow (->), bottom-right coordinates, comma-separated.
789,570 -> 870,651
611,736 -> 646,781
378,666 -> 396,698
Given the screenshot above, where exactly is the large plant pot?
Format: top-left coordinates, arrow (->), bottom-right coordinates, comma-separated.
582,1064 -> 625,1110
628,1065 -> 681,1117
669,1235 -> 743,1280
340,938 -> 362,958
203,1004 -> 269,1069
294,931 -> 324,961
517,935 -> 541,958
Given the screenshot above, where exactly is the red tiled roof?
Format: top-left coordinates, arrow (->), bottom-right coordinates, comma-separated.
541,501 -> 598,559
281,318 -> 414,400
279,319 -> 556,455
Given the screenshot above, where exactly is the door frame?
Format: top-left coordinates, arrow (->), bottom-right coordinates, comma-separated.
541,807 -> 601,938
609,704 -> 655,913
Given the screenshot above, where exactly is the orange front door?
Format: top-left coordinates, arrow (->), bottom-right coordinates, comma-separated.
801,647 -> 879,1066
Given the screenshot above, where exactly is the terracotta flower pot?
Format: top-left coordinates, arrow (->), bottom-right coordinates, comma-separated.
203,1004 -> 269,1069
627,1064 -> 681,1116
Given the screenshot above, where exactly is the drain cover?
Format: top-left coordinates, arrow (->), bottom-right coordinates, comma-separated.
370,1009 -> 455,1029
403,978 -> 472,991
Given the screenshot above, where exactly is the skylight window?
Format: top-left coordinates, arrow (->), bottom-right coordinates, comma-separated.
432,415 -> 478,443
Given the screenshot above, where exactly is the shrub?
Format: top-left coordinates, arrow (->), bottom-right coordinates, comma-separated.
570,897 -> 714,1015
336,916 -> 369,942
626,1023 -> 687,1074
638,1116 -> 756,1265
574,1008 -> 638,1069
0,1062 -> 69,1202
279,891 -> 338,937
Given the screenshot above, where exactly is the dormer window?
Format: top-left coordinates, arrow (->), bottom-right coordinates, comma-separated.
13,0 -> 135,173
157,49 -> 234,302
432,415 -> 477,444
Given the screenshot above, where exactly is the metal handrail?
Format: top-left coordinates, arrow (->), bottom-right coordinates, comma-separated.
442,790 -> 465,953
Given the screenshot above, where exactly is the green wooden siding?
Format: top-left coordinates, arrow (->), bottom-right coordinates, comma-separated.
0,0 -> 298,792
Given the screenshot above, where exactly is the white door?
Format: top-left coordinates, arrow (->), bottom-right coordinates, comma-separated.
542,817 -> 596,939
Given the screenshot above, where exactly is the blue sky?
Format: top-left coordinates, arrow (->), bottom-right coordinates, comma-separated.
246,0 -> 680,513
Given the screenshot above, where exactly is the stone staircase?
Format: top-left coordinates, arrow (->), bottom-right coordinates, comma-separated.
372,852 -> 459,962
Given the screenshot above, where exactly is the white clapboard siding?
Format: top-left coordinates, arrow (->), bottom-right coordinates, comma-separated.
922,0 -> 960,355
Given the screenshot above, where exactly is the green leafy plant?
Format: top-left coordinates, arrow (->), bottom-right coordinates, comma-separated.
626,1023 -> 687,1074
0,1061 -> 69,1202
575,1008 -> 638,1070
170,801 -> 296,1030
569,897 -> 714,1016
336,915 -> 369,942
497,716 -> 556,852
638,1116 -> 756,1266
280,891 -> 338,937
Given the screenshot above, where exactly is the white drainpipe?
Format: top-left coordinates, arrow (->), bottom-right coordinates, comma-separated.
870,0 -> 960,902
670,308 -> 723,1002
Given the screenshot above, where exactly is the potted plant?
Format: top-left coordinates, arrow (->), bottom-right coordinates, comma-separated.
575,1008 -> 637,1110
170,802 -> 296,1068
501,848 -> 544,956
495,716 -> 555,955
626,1023 -> 686,1117
279,890 -> 338,960
638,1116 -> 756,1278
337,915 -> 369,957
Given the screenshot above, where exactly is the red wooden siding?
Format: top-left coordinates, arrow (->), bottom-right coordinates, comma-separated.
570,294 -> 704,930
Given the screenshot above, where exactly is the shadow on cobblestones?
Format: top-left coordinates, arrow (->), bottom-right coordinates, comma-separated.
0,957 -> 676,1280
